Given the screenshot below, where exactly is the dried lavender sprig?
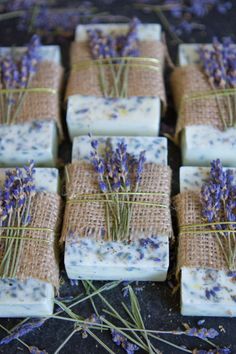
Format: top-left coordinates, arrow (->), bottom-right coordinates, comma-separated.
0,319 -> 45,346
87,18 -> 140,98
90,139 -> 146,241
199,37 -> 236,129
201,159 -> 236,269
0,34 -> 41,125
0,160 -> 36,278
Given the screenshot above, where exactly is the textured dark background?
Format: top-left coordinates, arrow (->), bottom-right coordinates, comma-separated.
0,1 -> 236,353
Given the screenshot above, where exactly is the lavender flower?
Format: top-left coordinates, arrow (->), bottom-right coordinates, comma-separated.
199,37 -> 236,128
111,329 -> 139,354
0,319 -> 45,346
90,140 -> 146,241
0,161 -> 36,278
87,18 -> 140,60
200,159 -> 236,269
193,348 -> 231,354
29,347 -> 48,354
0,34 -> 41,124
185,327 -> 219,339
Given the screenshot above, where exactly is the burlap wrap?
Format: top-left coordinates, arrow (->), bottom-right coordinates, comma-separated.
0,192 -> 62,288
171,64 -> 230,135
65,41 -> 166,107
61,161 -> 172,242
5,61 -> 64,135
174,191 -> 234,272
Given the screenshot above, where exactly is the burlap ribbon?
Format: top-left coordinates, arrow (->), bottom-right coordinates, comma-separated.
171,64 -> 231,136
0,192 -> 62,288
61,161 -> 172,242
65,40 -> 166,108
174,191 -> 234,272
0,61 -> 64,135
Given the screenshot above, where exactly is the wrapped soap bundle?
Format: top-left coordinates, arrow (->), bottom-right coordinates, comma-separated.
65,20 -> 166,139
175,159 -> 236,317
0,162 -> 61,317
0,35 -> 63,167
61,136 -> 172,281
171,38 -> 236,166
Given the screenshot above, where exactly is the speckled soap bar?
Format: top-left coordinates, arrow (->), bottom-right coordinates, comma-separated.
178,44 -> 236,166
0,168 -> 59,317
0,45 -> 61,167
66,23 -> 162,140
179,166 -> 236,317
0,120 -> 58,167
65,136 -> 169,281
0,45 -> 61,64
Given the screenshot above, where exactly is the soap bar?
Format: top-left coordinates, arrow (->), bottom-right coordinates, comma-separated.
67,96 -> 161,139
66,23 -> 163,140
64,136 -> 170,281
0,45 -> 62,167
72,135 -> 167,164
0,120 -> 58,167
178,44 -> 236,166
0,45 -> 61,64
179,166 -> 236,317
0,167 -> 60,317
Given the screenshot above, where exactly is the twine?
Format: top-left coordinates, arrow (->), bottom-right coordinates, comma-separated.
0,87 -> 57,95
71,57 -> 160,73
0,192 -> 62,288
65,40 -> 166,107
174,191 -> 236,271
61,162 -> 172,242
0,226 -> 55,243
179,88 -> 236,116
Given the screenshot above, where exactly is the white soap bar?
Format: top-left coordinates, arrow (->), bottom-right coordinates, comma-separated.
0,167 -> 59,317
179,166 -> 236,317
67,23 -> 163,140
67,96 -> 161,140
72,135 -> 167,164
178,44 -> 236,166
0,45 -> 61,167
0,45 -> 61,64
65,136 -> 169,281
75,23 -> 162,42
0,120 -> 58,167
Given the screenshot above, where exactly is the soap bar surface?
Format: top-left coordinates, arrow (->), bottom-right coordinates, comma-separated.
178,44 -> 236,166
0,120 -> 58,167
72,135 -> 167,164
75,23 -> 162,42
0,45 -> 61,64
64,136 -> 170,282
179,166 -> 236,317
0,167 -> 59,317
67,96 -> 161,139
66,23 -> 163,140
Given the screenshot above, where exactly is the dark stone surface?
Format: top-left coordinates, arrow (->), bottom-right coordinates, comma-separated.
0,1 -> 236,353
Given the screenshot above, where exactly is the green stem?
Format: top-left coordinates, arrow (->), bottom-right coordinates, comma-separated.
0,11 -> 24,21
54,329 -> 78,354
